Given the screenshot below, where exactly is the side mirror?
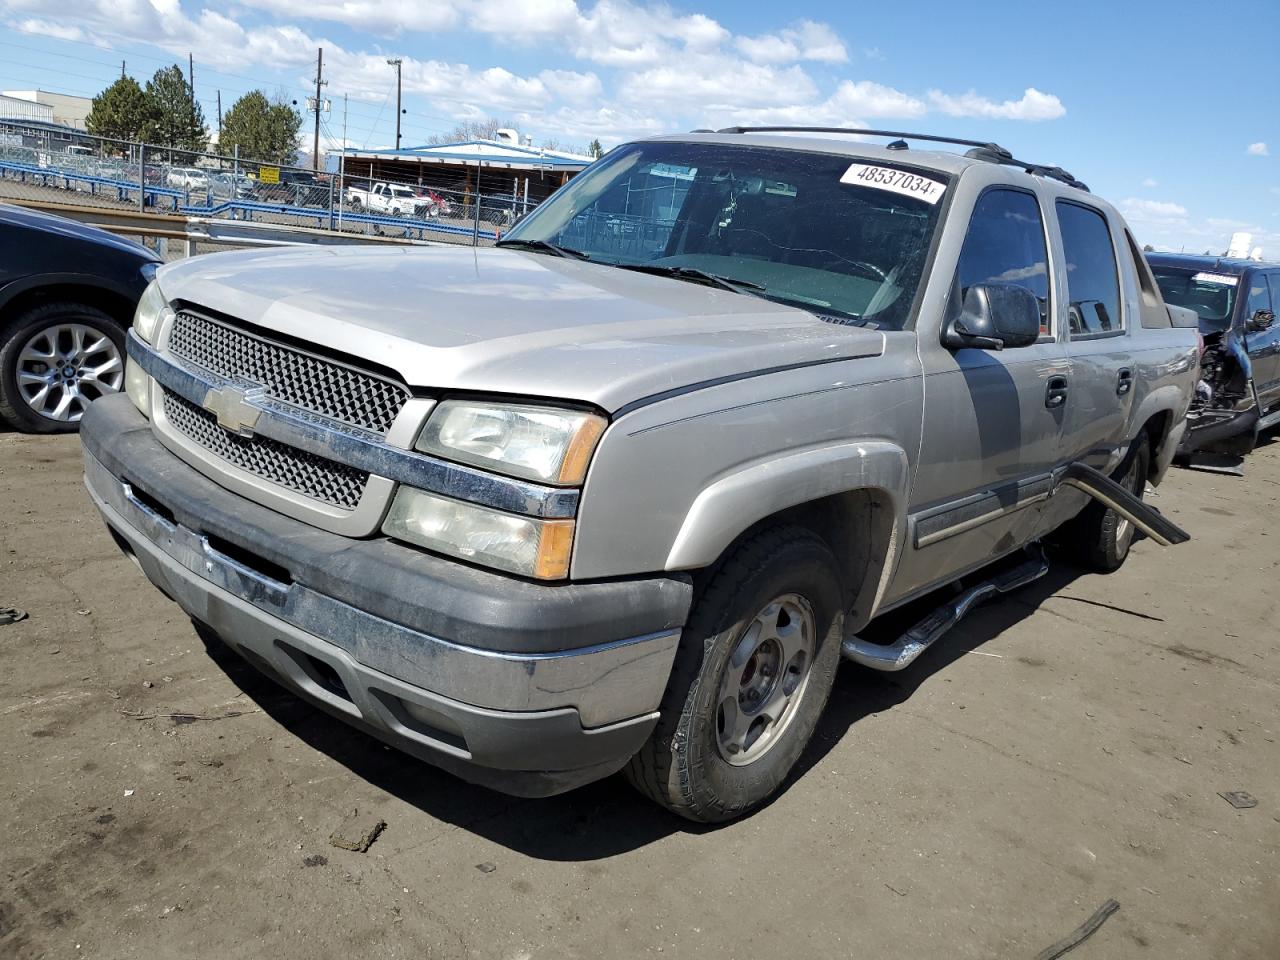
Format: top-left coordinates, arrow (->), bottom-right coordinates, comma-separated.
943,283 -> 1043,351
1246,309 -> 1274,333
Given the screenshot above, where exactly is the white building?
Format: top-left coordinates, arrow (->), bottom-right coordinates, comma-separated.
1,90 -> 92,129
0,92 -> 54,124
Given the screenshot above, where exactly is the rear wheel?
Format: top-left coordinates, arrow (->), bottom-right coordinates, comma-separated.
0,302 -> 125,432
625,526 -> 843,822
1065,434 -> 1151,572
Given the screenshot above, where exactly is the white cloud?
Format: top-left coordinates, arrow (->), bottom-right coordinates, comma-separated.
736,20 -> 847,63
1120,198 -> 1188,221
537,68 -> 602,102
468,0 -> 582,38
735,33 -> 800,63
1,0 -> 1070,151
928,86 -> 1065,121
1246,141 -> 1269,156
619,56 -> 817,110
1141,177 -> 1158,188
829,80 -> 925,118
251,0 -> 461,34
14,16 -> 88,41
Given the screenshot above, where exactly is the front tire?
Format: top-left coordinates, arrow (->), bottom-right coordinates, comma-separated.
0,302 -> 126,433
1065,434 -> 1151,572
626,526 -> 844,822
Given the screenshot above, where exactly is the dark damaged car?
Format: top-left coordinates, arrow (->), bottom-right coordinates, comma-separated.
1147,254 -> 1280,460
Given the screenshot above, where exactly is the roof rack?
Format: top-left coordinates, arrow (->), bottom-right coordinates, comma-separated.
712,126 -> 1089,192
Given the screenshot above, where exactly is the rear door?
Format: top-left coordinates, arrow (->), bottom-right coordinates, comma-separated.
1056,200 -> 1136,469
1245,272 -> 1280,412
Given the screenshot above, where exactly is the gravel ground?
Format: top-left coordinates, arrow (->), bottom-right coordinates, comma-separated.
1,425 -> 1277,959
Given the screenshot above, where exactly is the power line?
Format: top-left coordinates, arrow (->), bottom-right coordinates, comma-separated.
0,57 -> 457,145
0,30 -> 546,132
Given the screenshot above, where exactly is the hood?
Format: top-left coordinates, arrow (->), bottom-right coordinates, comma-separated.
0,203 -> 158,260
156,245 -> 884,411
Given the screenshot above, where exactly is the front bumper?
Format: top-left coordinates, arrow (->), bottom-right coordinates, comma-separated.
80,395 -> 692,796
1175,405 -> 1259,458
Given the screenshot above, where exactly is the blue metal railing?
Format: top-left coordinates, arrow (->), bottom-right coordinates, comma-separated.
0,158 -> 501,242
0,159 -> 184,209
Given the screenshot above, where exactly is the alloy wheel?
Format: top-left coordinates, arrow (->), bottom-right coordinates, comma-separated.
16,322 -> 123,423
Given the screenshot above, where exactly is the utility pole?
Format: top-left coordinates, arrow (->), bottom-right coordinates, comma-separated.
337,94 -> 348,232
386,58 -> 402,149
312,47 -> 327,171
120,60 -> 126,80
216,90 -> 222,144
188,53 -> 196,156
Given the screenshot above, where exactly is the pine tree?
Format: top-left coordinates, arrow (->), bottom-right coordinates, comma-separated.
220,91 -> 302,164
588,138 -> 604,159
85,77 -> 154,146
142,65 -> 207,157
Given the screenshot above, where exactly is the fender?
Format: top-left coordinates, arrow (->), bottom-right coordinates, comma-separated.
1127,380 -> 1192,482
0,271 -> 142,317
665,440 -> 912,625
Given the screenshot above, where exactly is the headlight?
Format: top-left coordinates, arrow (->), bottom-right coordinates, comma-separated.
383,488 -> 574,580
132,280 -> 171,344
417,401 -> 606,485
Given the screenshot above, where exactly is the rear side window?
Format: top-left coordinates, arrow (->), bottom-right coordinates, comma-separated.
956,189 -> 1050,333
1058,202 -> 1122,336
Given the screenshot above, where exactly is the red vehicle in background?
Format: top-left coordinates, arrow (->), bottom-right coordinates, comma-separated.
413,188 -> 452,217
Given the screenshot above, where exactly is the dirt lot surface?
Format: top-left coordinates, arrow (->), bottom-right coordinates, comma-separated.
2,426 -> 1277,960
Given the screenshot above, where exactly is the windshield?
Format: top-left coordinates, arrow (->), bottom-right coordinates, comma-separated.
1151,266 -> 1238,333
502,141 -> 948,328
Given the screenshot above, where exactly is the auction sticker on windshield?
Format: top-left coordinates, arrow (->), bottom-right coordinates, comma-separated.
840,164 -> 946,205
1192,272 -> 1238,286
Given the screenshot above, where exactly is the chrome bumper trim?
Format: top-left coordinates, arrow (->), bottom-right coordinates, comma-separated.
128,331 -> 580,520
85,450 -> 675,727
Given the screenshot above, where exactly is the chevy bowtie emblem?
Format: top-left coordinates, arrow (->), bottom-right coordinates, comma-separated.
202,384 -> 264,437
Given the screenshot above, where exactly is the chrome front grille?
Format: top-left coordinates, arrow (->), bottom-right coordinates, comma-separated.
161,388 -> 369,510
168,310 -> 410,434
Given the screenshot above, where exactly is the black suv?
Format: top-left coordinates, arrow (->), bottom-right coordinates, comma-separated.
1147,253 -> 1280,458
0,203 -> 160,432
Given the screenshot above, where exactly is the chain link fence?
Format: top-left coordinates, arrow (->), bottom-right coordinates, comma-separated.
0,120 -> 547,247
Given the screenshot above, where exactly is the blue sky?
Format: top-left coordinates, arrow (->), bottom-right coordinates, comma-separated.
1,0 -> 1277,253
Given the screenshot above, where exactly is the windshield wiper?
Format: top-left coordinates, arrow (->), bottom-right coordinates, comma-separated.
494,238 -> 590,260
609,263 -> 766,296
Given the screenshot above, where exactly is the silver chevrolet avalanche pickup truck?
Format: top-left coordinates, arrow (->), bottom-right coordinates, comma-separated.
81,129 -> 1198,821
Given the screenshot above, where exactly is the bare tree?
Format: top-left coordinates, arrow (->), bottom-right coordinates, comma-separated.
427,118 -> 514,144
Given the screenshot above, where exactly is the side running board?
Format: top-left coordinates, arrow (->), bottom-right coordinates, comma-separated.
842,549 -> 1050,672
1055,461 -> 1189,546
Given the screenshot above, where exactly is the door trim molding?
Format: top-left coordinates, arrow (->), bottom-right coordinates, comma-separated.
910,474 -> 1054,549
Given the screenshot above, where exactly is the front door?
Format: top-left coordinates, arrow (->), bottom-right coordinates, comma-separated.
886,186 -> 1067,607
1245,273 -> 1280,413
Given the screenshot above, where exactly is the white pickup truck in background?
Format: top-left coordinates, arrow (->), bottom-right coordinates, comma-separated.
344,181 -> 434,218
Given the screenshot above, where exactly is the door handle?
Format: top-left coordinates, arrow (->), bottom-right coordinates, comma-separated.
1116,368 -> 1133,397
1046,376 -> 1069,409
